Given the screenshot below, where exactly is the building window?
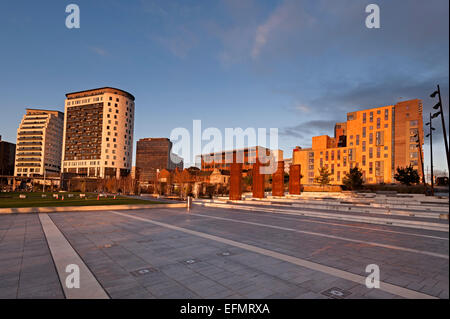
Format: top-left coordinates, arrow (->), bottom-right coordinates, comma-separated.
369,147 -> 373,159
410,120 -> 418,126
384,109 -> 389,121
377,147 -> 381,158
356,135 -> 360,146
348,149 -> 355,161
369,133 -> 373,144
377,118 -> 381,129
363,113 -> 366,124
370,112 -> 373,122
376,131 -> 384,145
337,150 -> 340,160
362,127 -> 366,138
362,155 -> 366,166
410,152 -> 418,159
369,162 -> 373,174
362,141 -> 366,152
331,151 -> 334,161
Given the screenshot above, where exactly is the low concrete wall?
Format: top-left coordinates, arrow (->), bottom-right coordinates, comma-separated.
0,203 -> 187,214
303,185 -> 343,192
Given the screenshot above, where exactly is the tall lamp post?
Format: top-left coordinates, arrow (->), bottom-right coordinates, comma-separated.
430,85 -> 449,172
426,112 -> 439,196
413,132 -> 427,193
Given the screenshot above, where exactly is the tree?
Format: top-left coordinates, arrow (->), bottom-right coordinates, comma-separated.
342,167 -> 364,190
314,167 -> 332,189
394,165 -> 420,186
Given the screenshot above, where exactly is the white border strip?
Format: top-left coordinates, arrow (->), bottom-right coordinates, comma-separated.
39,213 -> 109,299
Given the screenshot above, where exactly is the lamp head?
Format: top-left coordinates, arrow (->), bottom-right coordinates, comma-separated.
432,111 -> 441,119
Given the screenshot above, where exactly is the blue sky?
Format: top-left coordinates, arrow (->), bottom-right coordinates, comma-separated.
0,0 -> 448,171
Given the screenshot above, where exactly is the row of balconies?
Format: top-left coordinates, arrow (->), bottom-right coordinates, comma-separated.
18,131 -> 43,135
20,126 -> 44,130
18,136 -> 43,140
17,141 -> 42,146
16,157 -> 41,162
18,147 -> 42,151
16,152 -> 42,156
16,163 -> 41,167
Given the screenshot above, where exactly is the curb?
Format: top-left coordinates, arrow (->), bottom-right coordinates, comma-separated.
0,203 -> 187,214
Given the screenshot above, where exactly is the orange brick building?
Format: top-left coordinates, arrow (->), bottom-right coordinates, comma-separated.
293,99 -> 424,185
200,147 -> 283,172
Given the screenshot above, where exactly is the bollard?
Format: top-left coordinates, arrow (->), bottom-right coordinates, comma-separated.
187,196 -> 192,212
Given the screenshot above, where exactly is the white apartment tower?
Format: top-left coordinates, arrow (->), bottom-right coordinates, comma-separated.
14,109 -> 64,177
62,87 -> 135,178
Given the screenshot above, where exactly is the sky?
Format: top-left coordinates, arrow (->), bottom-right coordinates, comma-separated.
0,0 -> 448,172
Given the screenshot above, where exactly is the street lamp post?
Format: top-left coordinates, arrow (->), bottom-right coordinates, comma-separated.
43,170 -> 46,193
414,132 -> 427,193
426,112 -> 438,196
430,85 -> 449,172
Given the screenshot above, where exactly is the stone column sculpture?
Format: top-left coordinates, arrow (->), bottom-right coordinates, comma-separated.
252,160 -> 265,198
272,161 -> 285,197
289,164 -> 301,195
229,162 -> 243,200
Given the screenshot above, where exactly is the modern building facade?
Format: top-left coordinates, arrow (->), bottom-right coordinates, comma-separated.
200,147 -> 283,172
62,87 -> 135,178
14,109 -> 64,177
0,135 -> 16,176
135,138 -> 184,182
293,99 -> 424,185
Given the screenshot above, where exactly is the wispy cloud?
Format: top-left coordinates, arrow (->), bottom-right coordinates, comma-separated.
293,102 -> 310,113
281,120 -> 337,139
251,0 -> 315,59
90,47 -> 108,56
151,26 -> 198,58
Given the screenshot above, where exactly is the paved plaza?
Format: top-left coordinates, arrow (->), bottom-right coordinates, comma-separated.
0,199 -> 448,299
